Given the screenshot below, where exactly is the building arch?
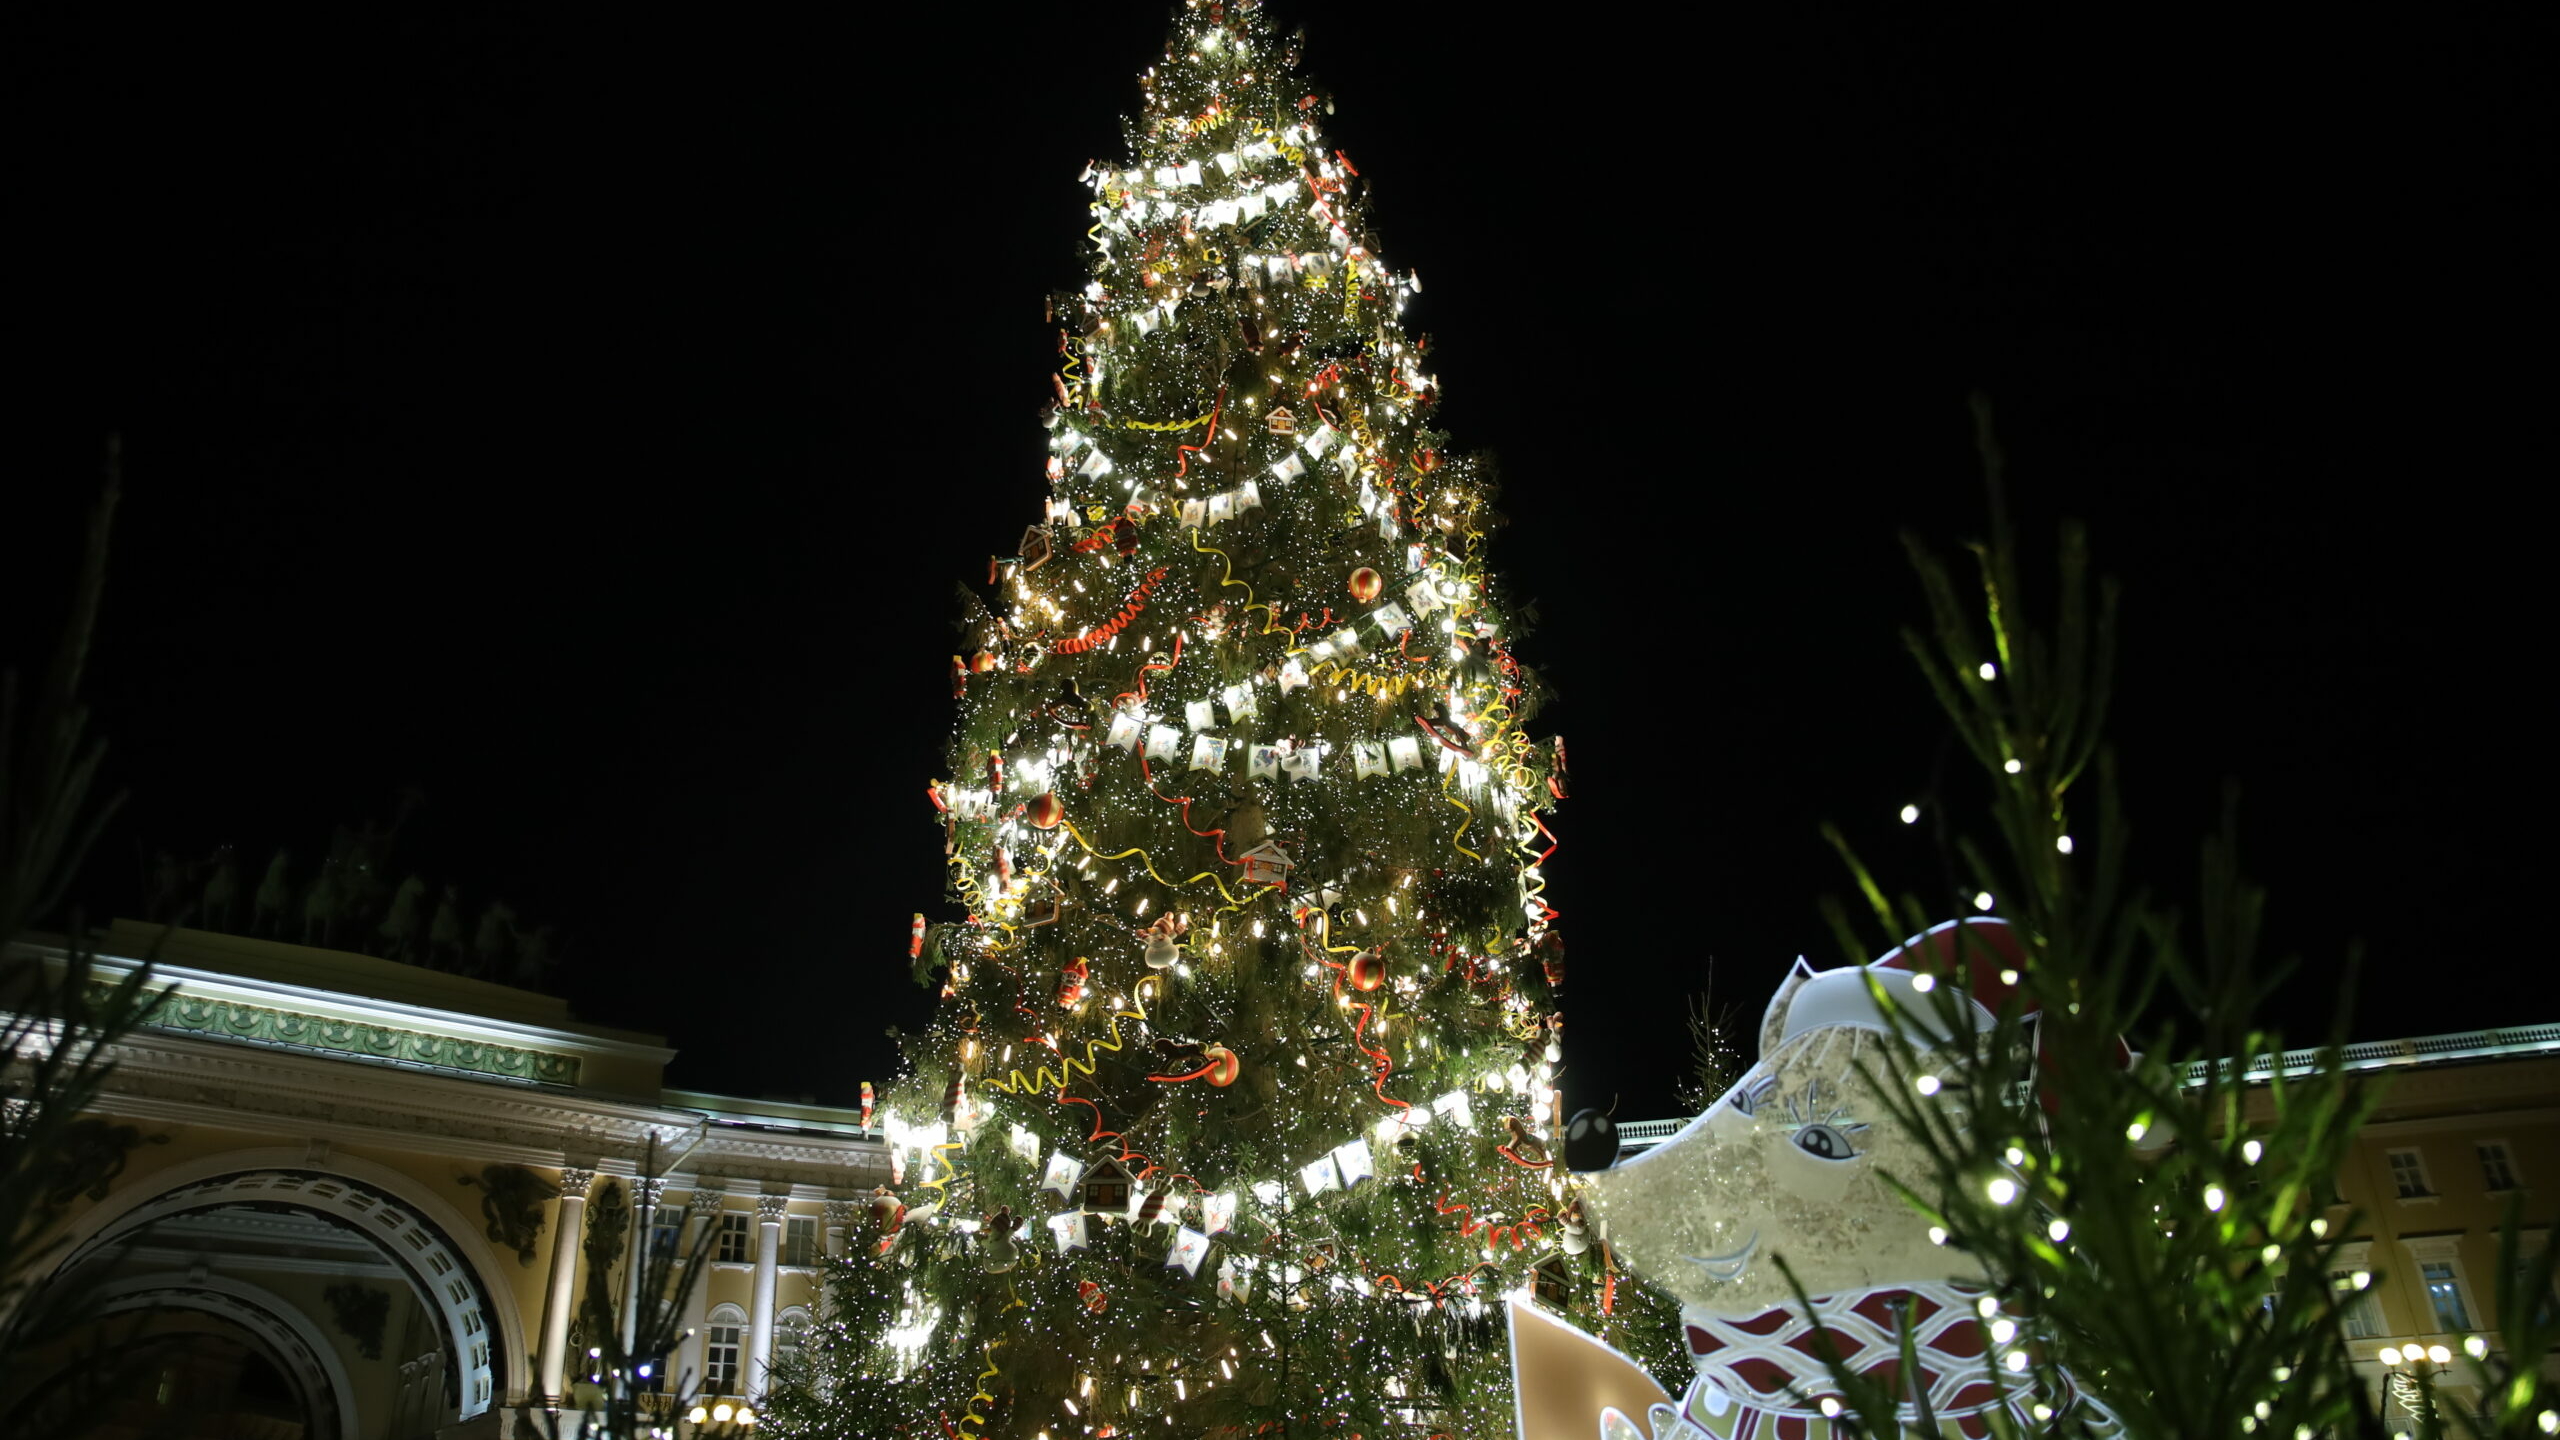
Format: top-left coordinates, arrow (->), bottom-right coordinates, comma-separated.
90,1272 -> 363,1440
46,1146 -> 528,1421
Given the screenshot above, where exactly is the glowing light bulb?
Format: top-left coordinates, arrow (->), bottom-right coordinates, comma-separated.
1986,1176 -> 2018,1205
1979,662 -> 1997,680
1900,803 -> 1921,824
1973,892 -> 1995,912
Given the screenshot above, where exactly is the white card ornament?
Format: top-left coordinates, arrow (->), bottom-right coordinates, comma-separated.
1352,741 -> 1387,780
1047,1211 -> 1090,1254
1326,628 -> 1363,658
1010,1125 -> 1040,1163
1176,161 -> 1203,186
1277,659 -> 1311,695
1145,725 -> 1183,761
1167,1226 -> 1212,1277
1281,743 -> 1323,783
1180,498 -> 1207,528
1235,478 -> 1262,513
1042,1149 -> 1082,1199
1300,1155 -> 1340,1196
1250,743 -> 1284,781
1331,1138 -> 1376,1187
1216,1257 -> 1243,1304
1222,684 -> 1258,723
1388,735 -> 1424,772
1302,423 -> 1337,458
1189,734 -> 1228,773
1404,576 -> 1442,616
1185,699 -> 1218,731
1076,448 -> 1113,479
1269,453 -> 1306,482
1371,603 -> 1413,640
1104,711 -> 1143,753
1202,1191 -> 1237,1235
1208,492 -> 1233,524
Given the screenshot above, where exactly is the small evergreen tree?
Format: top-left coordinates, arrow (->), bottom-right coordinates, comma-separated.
1789,403 -> 2556,1437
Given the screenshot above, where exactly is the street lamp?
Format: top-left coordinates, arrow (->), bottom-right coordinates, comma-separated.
2379,1343 -> 2456,1433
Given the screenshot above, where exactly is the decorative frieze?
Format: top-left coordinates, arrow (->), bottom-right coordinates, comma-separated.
115,983 -> 581,1086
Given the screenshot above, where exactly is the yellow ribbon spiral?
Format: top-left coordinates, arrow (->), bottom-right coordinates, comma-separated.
984,985 -> 1151,1097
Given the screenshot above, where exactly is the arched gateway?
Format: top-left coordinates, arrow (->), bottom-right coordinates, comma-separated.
8,921 -> 890,1436
48,1159 -> 513,1425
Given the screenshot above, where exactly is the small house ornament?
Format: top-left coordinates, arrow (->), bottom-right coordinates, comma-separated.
1080,1155 -> 1135,1211
1237,839 -> 1297,887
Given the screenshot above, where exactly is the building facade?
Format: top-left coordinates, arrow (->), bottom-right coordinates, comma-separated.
2250,1028 -> 2560,1428
3,922 -> 889,1439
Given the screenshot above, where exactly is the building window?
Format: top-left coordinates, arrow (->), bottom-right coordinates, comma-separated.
2518,1256 -> 2559,1327
705,1324 -> 743,1395
2419,1261 -> 2473,1332
2330,1271 -> 2384,1340
2478,1141 -> 2519,1193
649,1217 -> 683,1261
775,1308 -> 811,1375
716,1212 -> 751,1263
2387,1148 -> 2433,1199
785,1215 -> 819,1267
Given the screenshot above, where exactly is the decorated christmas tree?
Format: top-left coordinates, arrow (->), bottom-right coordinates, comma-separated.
766,3 -> 1681,1435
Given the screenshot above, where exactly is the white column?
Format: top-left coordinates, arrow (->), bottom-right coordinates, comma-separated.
745,1194 -> 787,1401
538,1167 -> 594,1407
622,1178 -> 663,1358
676,1184 -> 724,1398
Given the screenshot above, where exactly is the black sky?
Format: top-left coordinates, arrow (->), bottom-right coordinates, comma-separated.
7,7 -> 2548,1119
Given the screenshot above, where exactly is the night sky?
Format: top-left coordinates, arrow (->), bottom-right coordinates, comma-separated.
9,7 -> 2546,1121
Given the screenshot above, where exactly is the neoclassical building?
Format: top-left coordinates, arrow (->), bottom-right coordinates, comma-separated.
3,921 -> 889,1439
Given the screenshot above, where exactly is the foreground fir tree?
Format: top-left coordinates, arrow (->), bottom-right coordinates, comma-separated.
767,3 -> 1679,1434
1557,411 -> 2558,1438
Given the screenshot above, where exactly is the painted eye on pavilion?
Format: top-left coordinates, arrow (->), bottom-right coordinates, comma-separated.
1793,1123 -> 1858,1162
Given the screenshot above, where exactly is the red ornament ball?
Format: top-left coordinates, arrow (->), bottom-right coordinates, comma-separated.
1414,447 -> 1440,472
867,1191 -> 906,1232
1202,1044 -> 1242,1088
1346,950 -> 1386,992
971,650 -> 999,674
1027,792 -> 1065,829
1348,566 -> 1384,604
